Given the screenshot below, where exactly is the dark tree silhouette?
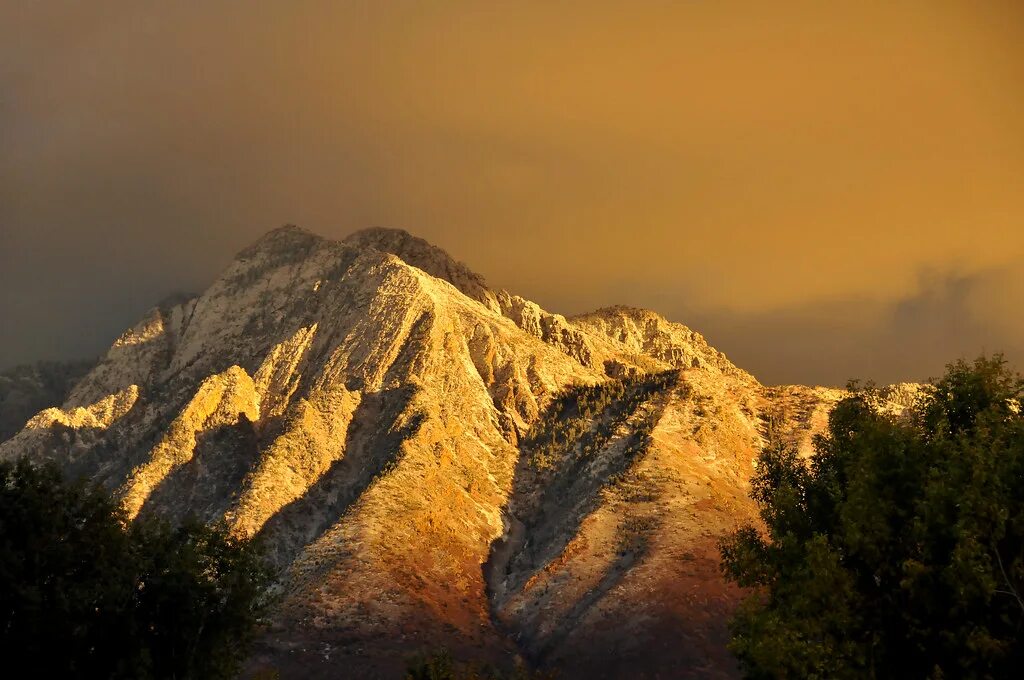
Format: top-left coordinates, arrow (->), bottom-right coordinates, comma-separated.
0,458 -> 271,679
722,356 -> 1024,679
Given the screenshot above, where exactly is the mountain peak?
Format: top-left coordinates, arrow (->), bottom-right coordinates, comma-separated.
572,304 -> 747,378
258,223 -> 319,241
344,227 -> 499,312
576,305 -> 668,323
236,224 -> 324,260
345,225 -> 416,243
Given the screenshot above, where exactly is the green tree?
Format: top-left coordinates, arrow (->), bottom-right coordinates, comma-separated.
721,356 -> 1024,679
0,458 -> 272,678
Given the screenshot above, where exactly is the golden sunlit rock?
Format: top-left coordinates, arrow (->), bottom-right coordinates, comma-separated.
25,384 -> 139,431
0,227 -> 915,678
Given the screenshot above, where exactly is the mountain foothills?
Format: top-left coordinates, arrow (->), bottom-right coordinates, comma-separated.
0,360 -> 94,441
0,226 -> 916,678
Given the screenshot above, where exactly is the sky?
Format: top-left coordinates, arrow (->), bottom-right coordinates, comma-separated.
2,1 -> 1022,386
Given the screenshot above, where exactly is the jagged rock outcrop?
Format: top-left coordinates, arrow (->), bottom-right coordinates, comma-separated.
0,225 -> 900,679
343,227 -> 502,314
572,306 -> 752,379
121,365 -> 260,520
0,359 -> 94,440
493,292 -> 595,368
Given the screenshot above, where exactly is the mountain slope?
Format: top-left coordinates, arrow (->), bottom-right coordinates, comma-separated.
0,226 -> 875,678
0,359 -> 95,441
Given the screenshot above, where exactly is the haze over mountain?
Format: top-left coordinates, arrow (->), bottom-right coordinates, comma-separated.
0,227 -> 920,678
3,2 -> 1023,385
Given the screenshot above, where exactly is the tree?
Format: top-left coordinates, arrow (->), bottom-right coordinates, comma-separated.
721,356 -> 1024,679
0,458 -> 271,678
404,649 -> 558,679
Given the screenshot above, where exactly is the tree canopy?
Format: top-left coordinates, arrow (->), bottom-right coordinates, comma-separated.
721,356 -> 1024,679
405,649 -> 557,680
0,458 -> 271,679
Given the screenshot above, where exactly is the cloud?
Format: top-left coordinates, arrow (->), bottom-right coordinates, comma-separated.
672,264 -> 1024,386
1,2 -> 1023,383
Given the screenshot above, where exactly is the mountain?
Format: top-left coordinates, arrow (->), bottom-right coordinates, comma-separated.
0,359 -> 96,441
0,226 -> 902,678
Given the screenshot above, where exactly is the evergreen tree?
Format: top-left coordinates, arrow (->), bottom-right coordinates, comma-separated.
0,458 -> 271,679
721,356 -> 1024,679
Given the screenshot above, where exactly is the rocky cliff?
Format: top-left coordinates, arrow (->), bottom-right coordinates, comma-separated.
0,360 -> 95,441
0,226 -> 901,678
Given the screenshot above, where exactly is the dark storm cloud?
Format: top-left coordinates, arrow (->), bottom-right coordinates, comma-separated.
673,265 -> 1024,386
2,1 -> 1023,385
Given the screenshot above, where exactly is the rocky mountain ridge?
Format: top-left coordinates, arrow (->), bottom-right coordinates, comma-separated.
0,360 -> 95,441
0,226 -> 912,678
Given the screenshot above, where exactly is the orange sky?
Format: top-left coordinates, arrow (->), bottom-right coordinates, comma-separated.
2,1 -> 1022,384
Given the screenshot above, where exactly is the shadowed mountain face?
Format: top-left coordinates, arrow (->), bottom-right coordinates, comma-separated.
0,226 -> 910,678
0,360 -> 96,441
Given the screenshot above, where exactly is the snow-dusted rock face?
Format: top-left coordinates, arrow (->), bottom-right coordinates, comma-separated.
0,360 -> 94,441
0,226 -> 910,679
343,227 -> 502,314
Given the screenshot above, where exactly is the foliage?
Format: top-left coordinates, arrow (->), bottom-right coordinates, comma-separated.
524,370 -> 677,471
404,649 -> 557,680
721,356 -> 1024,679
0,458 -> 272,679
